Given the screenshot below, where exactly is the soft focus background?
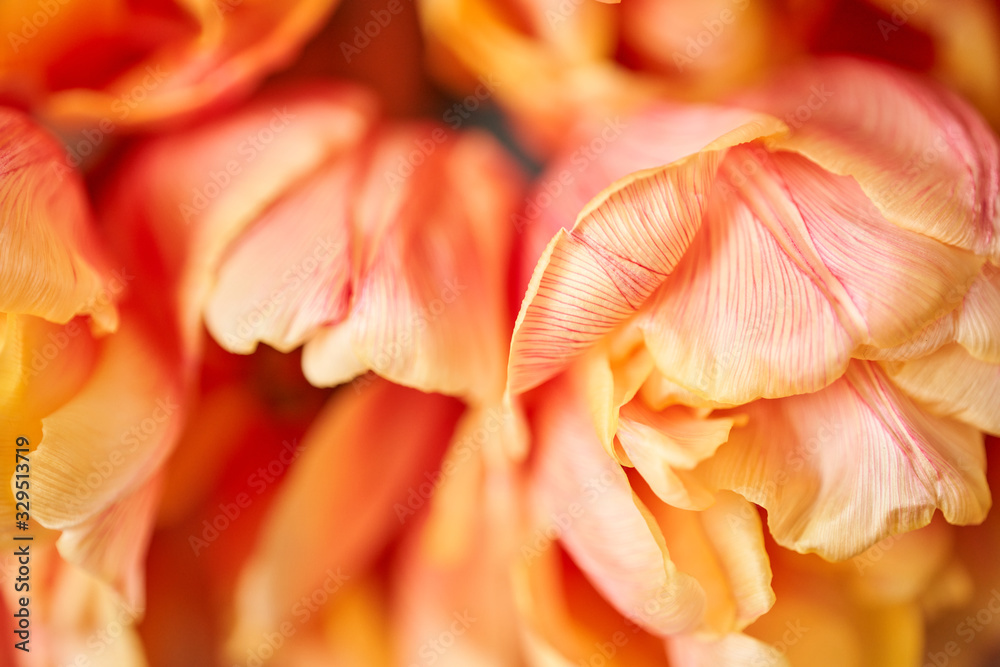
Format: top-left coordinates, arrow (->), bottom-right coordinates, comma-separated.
2,0 -> 1000,666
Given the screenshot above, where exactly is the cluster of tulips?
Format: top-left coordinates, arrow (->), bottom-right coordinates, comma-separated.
2,0 -> 1000,665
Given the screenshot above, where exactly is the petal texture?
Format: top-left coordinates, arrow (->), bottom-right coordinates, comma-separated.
694,361 -> 989,560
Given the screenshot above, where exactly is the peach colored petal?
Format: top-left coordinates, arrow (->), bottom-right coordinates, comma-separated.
101,84 -> 377,357
531,380 -> 706,636
770,150 -> 983,348
0,109 -> 117,331
637,147 -> 856,405
744,58 -> 1000,261
516,105 -> 796,292
854,311 -> 956,361
205,158 -> 356,354
46,562 -> 148,667
302,126 -> 520,403
956,263 -> 1000,363
228,379 -> 462,655
883,343 -> 1000,435
693,361 -> 989,560
640,144 -> 981,404
31,317 -> 184,530
507,112 -> 788,395
666,632 -> 790,667
392,456 -> 523,667
643,489 -> 775,635
616,402 -> 745,510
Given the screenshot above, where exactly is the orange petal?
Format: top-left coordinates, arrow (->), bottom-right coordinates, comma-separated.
643,489 -> 775,635
7,0 -> 341,128
747,58 -> 1000,261
508,111 -> 788,395
0,109 -> 118,331
694,361 -> 989,560
577,325 -> 654,459
883,343 -> 1000,435
228,379 -> 462,655
302,126 -> 520,403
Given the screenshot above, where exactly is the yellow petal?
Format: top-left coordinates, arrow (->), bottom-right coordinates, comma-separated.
0,109 -> 118,331
31,317 -> 183,530
616,401 -> 744,509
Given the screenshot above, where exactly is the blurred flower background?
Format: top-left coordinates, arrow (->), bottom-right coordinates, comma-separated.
1,0 -> 999,666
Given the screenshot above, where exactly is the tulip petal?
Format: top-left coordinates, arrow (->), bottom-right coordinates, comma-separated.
956,263 -> 1000,363
302,128 -> 519,403
101,85 -> 377,356
771,151 -> 982,348
31,319 -> 184,530
204,158 -> 355,354
300,319 -> 368,387
666,633 -> 789,667
694,361 -> 989,560
0,314 -> 98,420
616,401 -> 744,510
883,343 -> 1000,435
0,109 -> 117,331
578,328 -> 655,460
532,381 -> 708,637
56,474 -> 162,611
228,379 -> 462,653
749,58 -> 1000,261
508,112 -> 787,395
641,489 -> 775,634
514,539 -> 668,667
638,147 -> 856,404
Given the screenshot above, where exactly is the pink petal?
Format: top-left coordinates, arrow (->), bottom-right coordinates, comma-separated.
508,110 -> 787,395
743,58 -> 1000,261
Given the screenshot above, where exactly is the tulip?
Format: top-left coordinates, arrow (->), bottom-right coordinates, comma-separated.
508,58 -> 1000,568
513,376 -> 973,665
1,107 -> 187,663
0,0 -> 340,132
98,80 -> 529,664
